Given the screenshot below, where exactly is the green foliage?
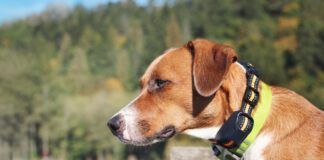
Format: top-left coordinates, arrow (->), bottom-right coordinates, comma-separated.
0,0 -> 323,159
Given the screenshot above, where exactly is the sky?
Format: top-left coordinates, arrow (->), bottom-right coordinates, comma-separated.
0,0 -> 149,24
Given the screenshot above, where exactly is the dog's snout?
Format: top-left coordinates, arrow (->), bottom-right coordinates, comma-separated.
107,114 -> 124,136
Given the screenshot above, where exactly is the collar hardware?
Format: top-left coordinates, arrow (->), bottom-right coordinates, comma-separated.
213,145 -> 242,160
214,111 -> 254,149
212,62 -> 272,160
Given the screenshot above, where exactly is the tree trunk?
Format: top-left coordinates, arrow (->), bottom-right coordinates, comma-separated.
33,122 -> 43,158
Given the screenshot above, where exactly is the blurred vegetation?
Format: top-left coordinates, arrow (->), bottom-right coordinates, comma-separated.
0,0 -> 323,159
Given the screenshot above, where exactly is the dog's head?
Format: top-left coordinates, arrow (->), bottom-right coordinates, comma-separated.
107,39 -> 237,146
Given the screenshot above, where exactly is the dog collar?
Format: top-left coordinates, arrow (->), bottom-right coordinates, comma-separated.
212,62 -> 272,160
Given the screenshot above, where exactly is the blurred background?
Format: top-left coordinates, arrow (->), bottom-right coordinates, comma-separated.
0,0 -> 323,159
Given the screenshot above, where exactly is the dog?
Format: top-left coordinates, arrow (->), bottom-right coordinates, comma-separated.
107,39 -> 324,160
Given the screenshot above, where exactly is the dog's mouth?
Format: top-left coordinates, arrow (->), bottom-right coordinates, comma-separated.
116,126 -> 176,146
156,126 -> 176,139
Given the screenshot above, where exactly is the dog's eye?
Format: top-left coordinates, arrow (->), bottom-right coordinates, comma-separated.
155,79 -> 169,89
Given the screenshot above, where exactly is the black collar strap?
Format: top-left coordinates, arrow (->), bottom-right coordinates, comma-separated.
212,62 -> 260,159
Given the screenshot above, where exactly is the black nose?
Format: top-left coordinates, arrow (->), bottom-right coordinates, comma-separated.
107,115 -> 123,136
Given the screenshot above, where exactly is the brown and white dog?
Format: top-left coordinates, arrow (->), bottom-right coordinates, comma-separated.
107,39 -> 324,160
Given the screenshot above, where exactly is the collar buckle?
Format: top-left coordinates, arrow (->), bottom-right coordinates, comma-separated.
212,145 -> 242,160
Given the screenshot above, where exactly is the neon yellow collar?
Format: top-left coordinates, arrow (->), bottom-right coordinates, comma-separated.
232,82 -> 272,156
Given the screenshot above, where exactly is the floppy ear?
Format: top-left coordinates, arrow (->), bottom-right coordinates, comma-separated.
186,39 -> 238,97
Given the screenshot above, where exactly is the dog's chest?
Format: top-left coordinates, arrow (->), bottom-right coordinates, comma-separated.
242,133 -> 272,160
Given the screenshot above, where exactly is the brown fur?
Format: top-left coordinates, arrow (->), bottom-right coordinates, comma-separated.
261,87 -> 324,159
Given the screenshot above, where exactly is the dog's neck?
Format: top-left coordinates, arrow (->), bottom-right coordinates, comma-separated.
221,62 -> 248,113
184,62 -> 248,139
